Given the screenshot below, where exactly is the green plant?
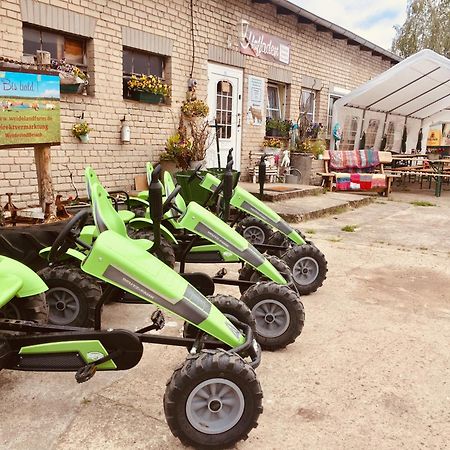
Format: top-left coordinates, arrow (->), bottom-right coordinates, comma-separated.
341,224 -> 357,232
410,201 -> 436,207
265,118 -> 292,137
162,132 -> 194,169
71,121 -> 91,137
127,74 -> 170,96
181,99 -> 209,118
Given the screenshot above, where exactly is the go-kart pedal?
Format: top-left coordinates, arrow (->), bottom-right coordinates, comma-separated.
75,349 -> 121,383
214,268 -> 227,278
136,309 -> 165,333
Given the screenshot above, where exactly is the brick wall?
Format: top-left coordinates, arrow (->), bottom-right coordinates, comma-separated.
0,0 -> 393,205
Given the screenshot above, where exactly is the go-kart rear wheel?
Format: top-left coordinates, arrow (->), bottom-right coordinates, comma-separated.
236,216 -> 273,245
183,295 -> 255,343
266,230 -> 314,257
38,265 -> 101,327
238,255 -> 294,295
164,349 -> 263,448
0,293 -> 48,325
240,282 -> 305,351
282,244 -> 327,295
128,228 -> 176,269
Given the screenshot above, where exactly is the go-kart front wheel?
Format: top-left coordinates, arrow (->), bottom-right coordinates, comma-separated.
282,244 -> 327,295
0,293 -> 48,326
236,216 -> 273,245
240,282 -> 305,351
164,349 -> 263,448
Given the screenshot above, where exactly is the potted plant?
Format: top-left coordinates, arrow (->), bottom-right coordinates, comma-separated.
72,121 -> 92,143
51,59 -> 89,94
127,74 -> 170,104
266,117 -> 280,137
181,99 -> 209,118
262,137 -> 282,154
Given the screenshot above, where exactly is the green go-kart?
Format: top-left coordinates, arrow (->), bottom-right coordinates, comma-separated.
0,212 -> 264,448
175,161 -> 328,296
39,165 -> 304,351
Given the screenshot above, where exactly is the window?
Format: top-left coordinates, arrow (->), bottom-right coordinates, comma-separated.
327,94 -> 341,136
340,115 -> 359,150
365,119 -> 380,148
300,89 -> 315,124
267,83 -> 287,120
215,80 -> 233,139
23,25 -> 86,66
123,47 -> 165,99
385,121 -> 395,151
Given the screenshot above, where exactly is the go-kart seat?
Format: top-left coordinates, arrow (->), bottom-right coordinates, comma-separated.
90,182 -> 153,251
85,167 -> 135,224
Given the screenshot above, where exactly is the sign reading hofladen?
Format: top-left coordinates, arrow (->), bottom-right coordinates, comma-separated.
240,23 -> 290,65
0,71 -> 60,148
427,125 -> 442,147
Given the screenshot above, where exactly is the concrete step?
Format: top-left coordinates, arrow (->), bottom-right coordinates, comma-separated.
239,182 -> 323,202
270,191 -> 376,222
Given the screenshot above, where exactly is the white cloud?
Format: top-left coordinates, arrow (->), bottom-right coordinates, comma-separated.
41,89 -> 60,98
289,0 -> 407,51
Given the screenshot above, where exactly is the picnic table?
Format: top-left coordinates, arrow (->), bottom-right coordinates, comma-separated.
387,156 -> 450,196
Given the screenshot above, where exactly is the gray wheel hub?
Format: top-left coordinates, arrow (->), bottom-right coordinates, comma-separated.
186,378 -> 245,434
252,299 -> 290,338
292,256 -> 319,285
47,287 -> 81,325
243,225 -> 266,244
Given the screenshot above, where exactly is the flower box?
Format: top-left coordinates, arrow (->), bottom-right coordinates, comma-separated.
131,91 -> 164,104
60,83 -> 82,94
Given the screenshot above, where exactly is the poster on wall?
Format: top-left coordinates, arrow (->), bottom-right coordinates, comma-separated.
441,123 -> 450,146
240,23 -> 291,65
0,70 -> 60,148
247,75 -> 265,126
427,125 -> 442,147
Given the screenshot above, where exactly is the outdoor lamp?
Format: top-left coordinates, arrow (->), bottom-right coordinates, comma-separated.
120,116 -> 131,143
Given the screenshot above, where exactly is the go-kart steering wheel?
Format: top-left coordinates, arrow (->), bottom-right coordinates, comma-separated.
48,210 -> 89,263
188,163 -> 203,182
162,185 -> 183,214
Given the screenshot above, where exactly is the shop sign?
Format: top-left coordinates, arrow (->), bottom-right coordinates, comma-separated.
240,24 -> 290,65
427,125 -> 442,147
0,70 -> 60,148
247,75 -> 265,126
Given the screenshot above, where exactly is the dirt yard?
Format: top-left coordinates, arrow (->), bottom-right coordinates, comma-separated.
1,191 -> 449,449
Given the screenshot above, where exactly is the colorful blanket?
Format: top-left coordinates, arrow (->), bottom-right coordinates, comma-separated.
336,172 -> 386,191
330,149 -> 380,170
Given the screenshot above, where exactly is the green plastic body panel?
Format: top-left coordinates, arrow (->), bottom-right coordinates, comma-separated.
19,340 -> 116,370
178,202 -> 286,284
79,225 -> 98,246
39,247 -> 87,263
0,256 -> 47,306
137,190 -> 148,200
118,210 -> 135,223
200,173 -> 306,245
190,244 -> 240,263
128,196 -> 149,207
82,230 -> 244,347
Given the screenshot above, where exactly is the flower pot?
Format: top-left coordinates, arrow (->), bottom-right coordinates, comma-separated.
78,133 -> 90,143
291,153 -> 313,185
159,159 -> 178,176
131,91 -> 164,104
60,83 -> 82,94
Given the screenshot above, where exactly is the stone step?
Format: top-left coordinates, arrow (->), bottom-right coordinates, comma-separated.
270,191 -> 376,222
238,182 -> 323,202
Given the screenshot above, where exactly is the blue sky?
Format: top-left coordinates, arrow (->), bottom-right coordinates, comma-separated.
0,71 -> 59,99
289,0 -> 407,51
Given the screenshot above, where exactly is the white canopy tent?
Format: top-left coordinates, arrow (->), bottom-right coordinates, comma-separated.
331,49 -> 450,153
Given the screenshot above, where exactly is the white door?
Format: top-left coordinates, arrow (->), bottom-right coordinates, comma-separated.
207,63 -> 243,170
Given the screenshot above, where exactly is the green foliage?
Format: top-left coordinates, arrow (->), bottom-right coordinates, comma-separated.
392,0 -> 450,58
266,118 -> 292,137
341,224 -> 358,232
410,200 -> 436,207
161,132 -> 193,168
181,99 -> 209,118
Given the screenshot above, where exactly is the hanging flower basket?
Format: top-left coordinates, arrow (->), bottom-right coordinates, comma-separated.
60,83 -> 82,94
131,91 -> 164,104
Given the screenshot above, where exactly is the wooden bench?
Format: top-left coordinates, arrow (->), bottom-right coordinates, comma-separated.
248,150 -> 279,183
318,150 -> 400,197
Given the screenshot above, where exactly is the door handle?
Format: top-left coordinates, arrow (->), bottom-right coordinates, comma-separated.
237,113 -> 241,128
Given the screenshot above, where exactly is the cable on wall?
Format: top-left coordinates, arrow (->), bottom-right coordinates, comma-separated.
189,0 -> 196,78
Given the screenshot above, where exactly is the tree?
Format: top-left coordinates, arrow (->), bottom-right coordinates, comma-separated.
392,0 -> 450,58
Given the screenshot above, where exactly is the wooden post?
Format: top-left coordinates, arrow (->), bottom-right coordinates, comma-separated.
34,144 -> 55,218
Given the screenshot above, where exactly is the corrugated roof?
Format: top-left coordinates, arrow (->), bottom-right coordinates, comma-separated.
253,0 -> 402,63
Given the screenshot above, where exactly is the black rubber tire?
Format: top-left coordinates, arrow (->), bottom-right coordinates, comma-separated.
235,216 -> 273,245
164,349 -> 263,449
128,228 -> 176,269
0,293 -> 48,324
238,255 -> 295,295
282,244 -> 328,295
240,282 -> 304,351
183,294 -> 256,342
38,265 -> 101,327
266,229 -> 314,257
